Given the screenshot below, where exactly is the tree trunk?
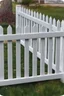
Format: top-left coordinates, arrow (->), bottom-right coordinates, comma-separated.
0,0 -> 12,13
0,0 -> 15,24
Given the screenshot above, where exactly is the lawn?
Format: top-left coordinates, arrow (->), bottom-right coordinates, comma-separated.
0,2 -> 64,96
28,5 -> 64,21
13,2 -> 64,20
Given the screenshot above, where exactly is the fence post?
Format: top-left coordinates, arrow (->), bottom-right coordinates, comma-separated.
16,26 -> 21,78
16,5 -> 21,34
61,20 -> 64,83
55,20 -> 61,73
0,26 -> 4,80
48,17 -> 53,74
7,25 -> 13,79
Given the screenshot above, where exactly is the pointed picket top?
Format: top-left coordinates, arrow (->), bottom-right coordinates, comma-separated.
49,16 -> 52,24
57,20 -> 61,31
16,5 -> 21,12
28,9 -> 30,15
53,18 -> 56,26
26,9 -> 28,14
21,6 -> 23,12
39,13 -> 42,20
36,12 -> 39,18
61,20 -> 64,31
23,7 -> 24,12
49,17 -> 52,31
27,9 -> 29,14
46,15 -> 48,23
0,26 -> 3,35
7,25 -> 12,34
24,8 -> 26,13
31,10 -> 33,16
34,11 -> 36,17
43,14 -> 45,21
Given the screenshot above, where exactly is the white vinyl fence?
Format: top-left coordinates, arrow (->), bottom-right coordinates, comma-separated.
0,25 -> 64,86
15,5 -> 64,84
0,5 -> 64,86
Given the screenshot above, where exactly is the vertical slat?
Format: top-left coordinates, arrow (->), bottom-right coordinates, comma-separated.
61,20 -> 64,72
43,14 -> 45,21
55,37 -> 60,73
30,10 -> 33,47
63,37 -> 64,72
0,26 -> 4,80
45,15 -> 48,59
48,17 -> 53,74
61,36 -> 64,83
55,20 -> 60,73
32,39 -> 37,76
40,38 -> 45,75
59,20 -> 64,71
39,25 -> 42,52
7,25 -> 12,79
16,27 -> 21,78
23,8 -> 26,33
48,38 -> 53,74
16,5 -> 20,29
39,13 -> 42,52
52,18 -> 56,64
24,39 -> 29,77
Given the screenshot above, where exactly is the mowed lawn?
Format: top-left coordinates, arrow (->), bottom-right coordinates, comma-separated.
0,4 -> 64,96
28,5 -> 64,21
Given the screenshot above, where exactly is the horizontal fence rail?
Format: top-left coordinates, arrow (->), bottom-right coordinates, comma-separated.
0,31 -> 64,40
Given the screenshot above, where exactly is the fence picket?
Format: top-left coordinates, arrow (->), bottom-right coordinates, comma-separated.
60,20 -> 64,71
7,26 -> 13,79
0,26 -> 4,80
30,10 -> 33,47
55,20 -> 60,73
43,14 -> 45,21
32,39 -> 37,76
48,17 -> 53,74
52,18 -> 56,65
24,39 -> 29,77
16,27 -> 21,78
40,38 -> 45,75
45,15 -> 48,59
53,18 -> 56,26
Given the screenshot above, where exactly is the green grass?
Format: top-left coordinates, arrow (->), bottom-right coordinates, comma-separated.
12,2 -> 64,20
28,5 -> 64,21
0,80 -> 64,96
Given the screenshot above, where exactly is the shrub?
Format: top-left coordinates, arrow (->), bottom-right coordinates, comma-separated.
0,12 -> 15,24
22,0 -> 32,6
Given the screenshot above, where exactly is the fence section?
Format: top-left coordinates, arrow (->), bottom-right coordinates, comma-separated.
0,25 -> 64,86
16,5 -> 64,72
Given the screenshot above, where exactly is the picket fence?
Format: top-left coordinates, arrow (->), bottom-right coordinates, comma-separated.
16,5 -> 64,84
0,5 -> 64,86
